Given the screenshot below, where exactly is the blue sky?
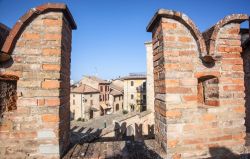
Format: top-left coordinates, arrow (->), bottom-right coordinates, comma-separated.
0,0 -> 249,81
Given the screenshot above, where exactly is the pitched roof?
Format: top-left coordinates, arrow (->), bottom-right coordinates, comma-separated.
110,83 -> 123,92
110,89 -> 123,96
121,75 -> 146,80
71,84 -> 99,94
85,76 -> 110,84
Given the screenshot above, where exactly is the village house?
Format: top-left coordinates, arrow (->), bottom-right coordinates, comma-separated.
80,75 -> 112,115
109,82 -> 124,113
70,84 -> 100,121
123,73 -> 146,112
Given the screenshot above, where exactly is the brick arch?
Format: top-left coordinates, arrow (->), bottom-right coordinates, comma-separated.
203,14 -> 249,57
0,3 -> 76,56
147,9 -> 207,59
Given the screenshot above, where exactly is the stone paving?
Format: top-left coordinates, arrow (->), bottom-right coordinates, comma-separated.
71,112 -> 123,130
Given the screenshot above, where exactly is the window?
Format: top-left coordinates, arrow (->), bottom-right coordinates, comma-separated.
100,95 -> 102,101
198,76 -> 219,107
73,94 -> 75,97
0,77 -> 17,117
73,99 -> 75,105
100,86 -> 103,92
131,94 -> 134,99
90,94 -> 92,98
131,81 -> 134,86
90,100 -> 93,106
105,85 -> 107,91
116,104 -> 119,111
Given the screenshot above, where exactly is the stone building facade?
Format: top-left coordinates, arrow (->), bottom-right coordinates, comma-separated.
70,84 -> 100,121
123,74 -> 146,112
109,83 -> 123,113
0,3 -> 76,158
80,75 -> 112,115
147,9 -> 249,158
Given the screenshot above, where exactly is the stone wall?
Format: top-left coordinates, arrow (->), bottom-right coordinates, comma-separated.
101,111 -> 154,140
147,10 -> 249,158
0,3 -> 76,158
243,40 -> 250,134
145,41 -> 155,111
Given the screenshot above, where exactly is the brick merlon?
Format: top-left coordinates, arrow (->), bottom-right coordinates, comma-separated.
0,3 -> 77,56
147,9 -> 249,63
203,14 -> 249,55
146,9 -> 207,61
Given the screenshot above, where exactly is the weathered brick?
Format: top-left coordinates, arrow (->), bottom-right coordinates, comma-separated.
22,33 -> 40,40
45,98 -> 60,107
42,80 -> 60,89
42,48 -> 61,56
42,64 -> 60,71
165,110 -> 182,118
42,114 -> 59,122
201,114 -> 216,122
44,34 -> 61,40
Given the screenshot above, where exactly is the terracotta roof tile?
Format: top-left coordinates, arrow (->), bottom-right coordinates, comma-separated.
71,84 -> 100,94
86,76 -> 110,84
110,89 -> 122,96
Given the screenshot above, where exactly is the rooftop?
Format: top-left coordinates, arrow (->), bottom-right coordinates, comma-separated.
110,89 -> 123,96
85,75 -> 111,84
121,73 -> 146,80
71,84 -> 100,94
110,83 -> 123,92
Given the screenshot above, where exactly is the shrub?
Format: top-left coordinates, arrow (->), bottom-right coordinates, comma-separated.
123,110 -> 128,114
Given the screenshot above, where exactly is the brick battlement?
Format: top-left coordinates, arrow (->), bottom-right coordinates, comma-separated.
0,3 -> 76,158
147,9 -> 249,158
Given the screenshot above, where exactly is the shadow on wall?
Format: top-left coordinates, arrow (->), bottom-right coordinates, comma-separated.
207,147 -> 249,159
64,122 -> 163,159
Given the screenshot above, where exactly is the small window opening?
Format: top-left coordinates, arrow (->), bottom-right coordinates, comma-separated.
131,81 -> 134,86
131,94 -> 134,99
0,75 -> 18,118
198,76 -> 219,107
